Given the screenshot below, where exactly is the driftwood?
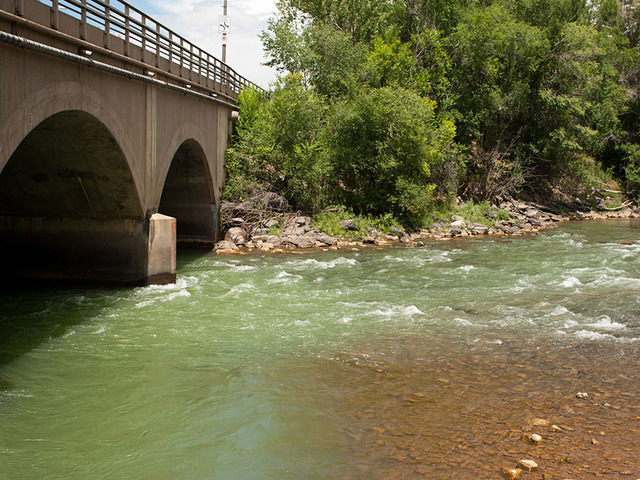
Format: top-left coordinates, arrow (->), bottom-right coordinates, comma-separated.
598,201 -> 633,211
595,187 -> 624,195
220,192 -> 292,234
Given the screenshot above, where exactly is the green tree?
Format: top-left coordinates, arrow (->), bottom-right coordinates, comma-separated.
540,23 -> 628,163
366,30 -> 451,99
325,87 -> 460,226
447,4 -> 550,148
224,76 -> 327,211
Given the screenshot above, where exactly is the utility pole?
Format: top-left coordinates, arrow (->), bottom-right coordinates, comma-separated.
221,0 -> 228,63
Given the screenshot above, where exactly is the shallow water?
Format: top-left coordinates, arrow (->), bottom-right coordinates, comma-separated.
1,220 -> 639,479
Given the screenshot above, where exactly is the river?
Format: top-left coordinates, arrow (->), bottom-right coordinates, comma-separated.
1,219 -> 639,479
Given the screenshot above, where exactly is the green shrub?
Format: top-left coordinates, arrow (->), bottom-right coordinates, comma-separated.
311,206 -> 400,237
325,87 -> 460,227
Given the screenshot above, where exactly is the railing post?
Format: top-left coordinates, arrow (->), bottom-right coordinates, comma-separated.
80,0 -> 87,40
168,31 -> 173,73
124,5 -> 130,57
104,0 -> 111,49
155,23 -> 160,67
15,0 -> 24,16
140,16 -> 146,63
51,0 -> 59,29
205,53 -> 211,88
179,37 -> 184,73
189,44 -> 194,81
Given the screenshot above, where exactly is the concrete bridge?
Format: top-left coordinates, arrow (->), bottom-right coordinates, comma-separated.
0,0 -> 259,284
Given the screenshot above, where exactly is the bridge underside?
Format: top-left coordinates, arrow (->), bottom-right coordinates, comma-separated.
160,139 -> 217,247
0,111 -> 175,285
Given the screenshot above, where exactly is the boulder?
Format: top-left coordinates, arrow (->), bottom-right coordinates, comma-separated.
258,242 -> 275,252
296,237 -> 316,248
214,240 -> 240,254
225,227 -> 248,246
264,219 -> 280,228
451,214 -> 465,222
522,433 -> 543,444
390,226 -> 408,238
340,219 -> 358,231
316,234 -> 338,246
451,220 -> 466,229
295,216 -> 310,226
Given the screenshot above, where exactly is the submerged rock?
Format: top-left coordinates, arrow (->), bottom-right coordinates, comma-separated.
502,467 -> 523,479
517,459 -> 538,472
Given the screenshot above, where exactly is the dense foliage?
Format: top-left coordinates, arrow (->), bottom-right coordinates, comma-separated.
225,0 -> 640,226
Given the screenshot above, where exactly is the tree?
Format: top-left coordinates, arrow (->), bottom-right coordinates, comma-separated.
224,76 -> 327,212
325,87 -> 460,225
446,4 -> 550,148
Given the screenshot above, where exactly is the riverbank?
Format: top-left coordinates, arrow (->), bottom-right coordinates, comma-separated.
214,197 -> 640,255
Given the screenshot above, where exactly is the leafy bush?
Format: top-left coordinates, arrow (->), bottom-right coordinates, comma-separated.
224,76 -> 327,211
325,87 -> 460,227
311,206 -> 400,237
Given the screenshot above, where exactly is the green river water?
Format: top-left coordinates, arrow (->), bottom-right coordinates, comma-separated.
1,220 -> 639,479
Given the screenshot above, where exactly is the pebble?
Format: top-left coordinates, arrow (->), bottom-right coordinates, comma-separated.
531,418 -> 549,427
522,433 -> 543,444
517,459 -> 539,472
576,392 -> 589,399
503,467 -> 523,479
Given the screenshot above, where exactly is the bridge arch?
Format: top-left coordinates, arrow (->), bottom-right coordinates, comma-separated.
0,81 -> 142,200
0,105 -> 150,283
0,110 -> 143,219
157,126 -> 219,246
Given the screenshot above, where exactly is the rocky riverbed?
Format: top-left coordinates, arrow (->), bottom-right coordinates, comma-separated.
214,198 -> 640,255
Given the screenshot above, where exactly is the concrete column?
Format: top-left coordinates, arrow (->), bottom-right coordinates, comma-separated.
146,213 -> 176,285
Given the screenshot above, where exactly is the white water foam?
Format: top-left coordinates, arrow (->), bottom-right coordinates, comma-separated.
287,257 -> 360,270
268,271 -> 302,285
584,316 -> 627,332
457,265 -> 476,272
560,276 -> 582,288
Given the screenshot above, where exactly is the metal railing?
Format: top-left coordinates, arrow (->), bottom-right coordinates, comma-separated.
9,0 -> 262,99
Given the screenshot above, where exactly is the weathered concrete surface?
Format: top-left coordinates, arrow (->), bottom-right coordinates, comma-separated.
147,214 -> 177,286
0,0 -> 234,284
0,216 -> 149,284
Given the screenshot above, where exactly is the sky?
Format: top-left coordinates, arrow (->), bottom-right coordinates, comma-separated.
128,0 -> 280,88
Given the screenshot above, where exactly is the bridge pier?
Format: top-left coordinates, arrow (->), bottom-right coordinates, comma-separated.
0,214 -> 176,285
